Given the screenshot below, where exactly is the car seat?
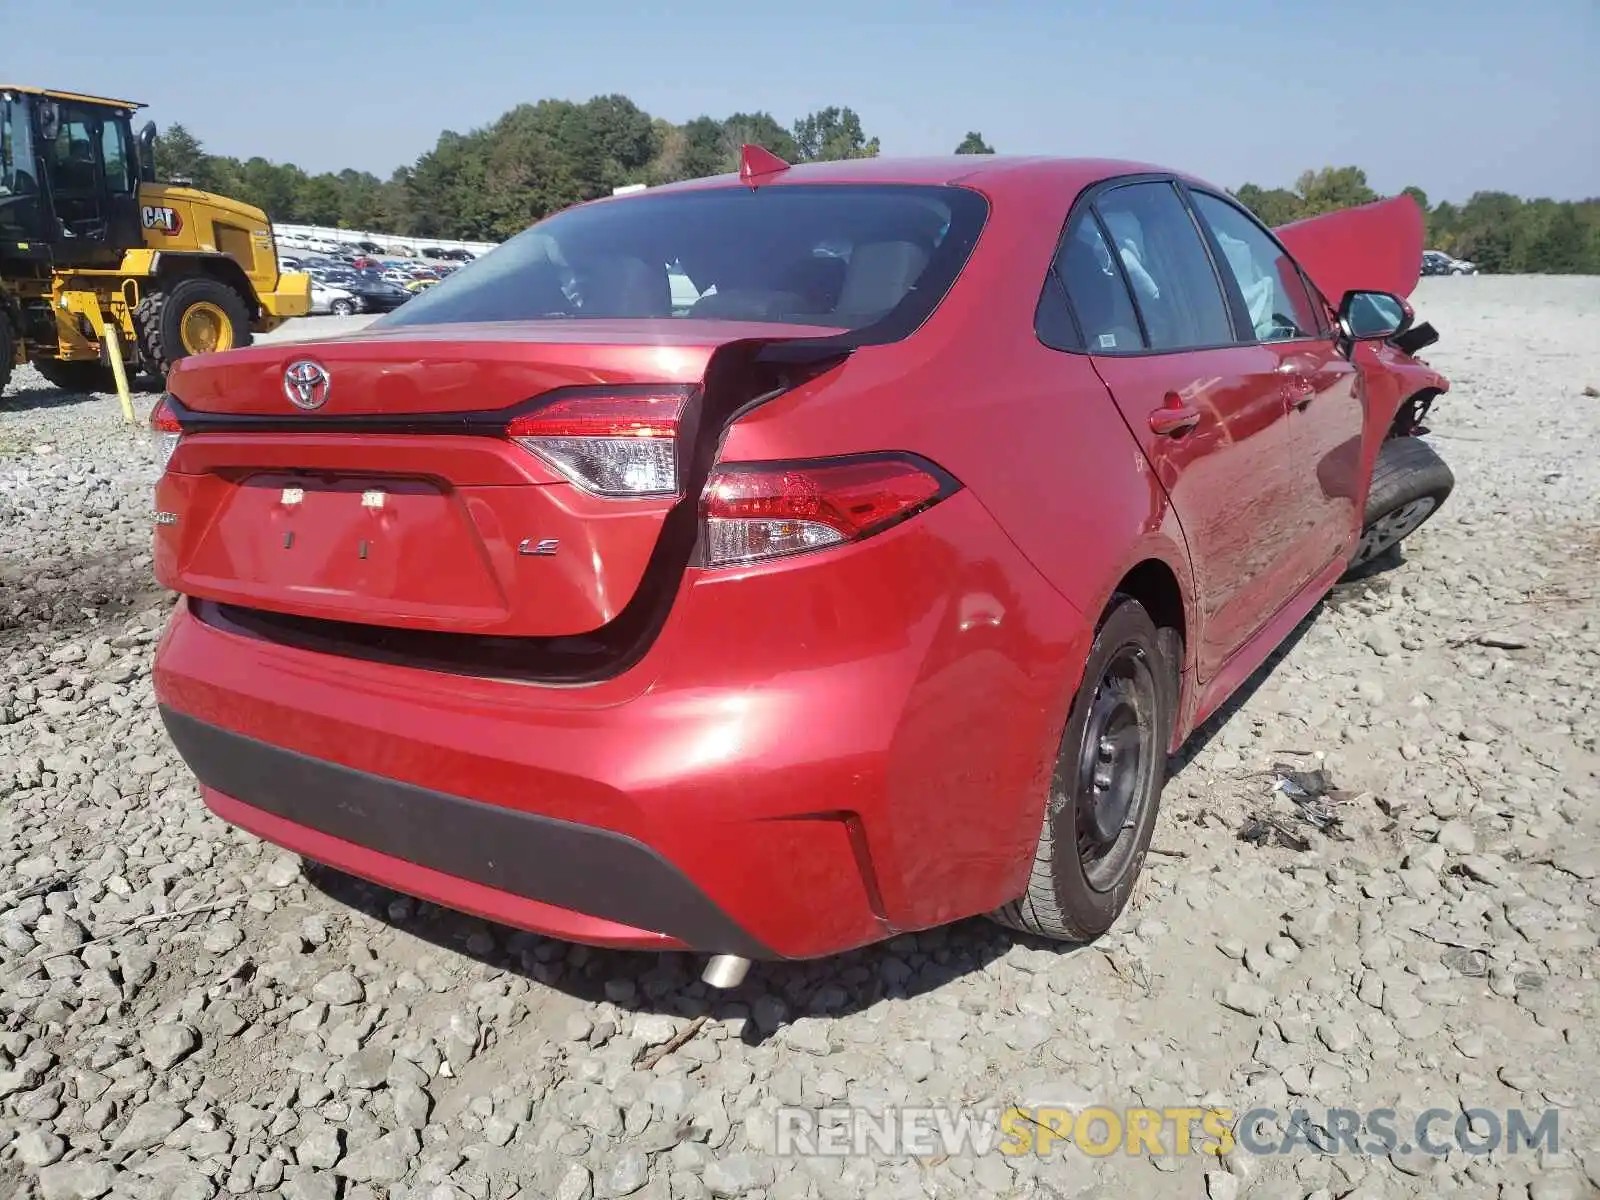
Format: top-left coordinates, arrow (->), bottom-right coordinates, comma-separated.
835,240 -> 928,321
575,255 -> 670,318
1061,234 -> 1142,351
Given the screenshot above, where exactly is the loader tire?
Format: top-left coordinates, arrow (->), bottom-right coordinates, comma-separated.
0,311 -> 13,395
136,277 -> 252,378
1344,436 -> 1455,576
32,358 -> 118,394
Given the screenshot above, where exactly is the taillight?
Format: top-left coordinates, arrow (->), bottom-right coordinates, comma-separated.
150,395 -> 182,470
506,393 -> 686,498
701,454 -> 957,568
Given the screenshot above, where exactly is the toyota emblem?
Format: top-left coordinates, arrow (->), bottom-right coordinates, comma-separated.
283,360 -> 331,410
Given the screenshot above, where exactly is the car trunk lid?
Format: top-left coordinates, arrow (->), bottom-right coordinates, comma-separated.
156,320 -> 846,639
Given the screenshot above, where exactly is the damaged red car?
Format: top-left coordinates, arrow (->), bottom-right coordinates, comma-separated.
150,149 -> 1455,984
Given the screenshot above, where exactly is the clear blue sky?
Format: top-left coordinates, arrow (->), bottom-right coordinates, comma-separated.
10,0 -> 1596,202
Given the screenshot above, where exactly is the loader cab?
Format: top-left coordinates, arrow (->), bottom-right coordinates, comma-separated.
0,86 -> 145,269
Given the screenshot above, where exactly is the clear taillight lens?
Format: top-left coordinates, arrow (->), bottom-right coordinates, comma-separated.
150,395 -> 182,470
702,454 -> 956,568
506,393 -> 686,497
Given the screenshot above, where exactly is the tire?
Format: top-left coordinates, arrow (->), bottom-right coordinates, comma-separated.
989,595 -> 1177,942
331,299 -> 354,316
135,276 -> 253,379
32,358 -> 118,394
1345,436 -> 1455,575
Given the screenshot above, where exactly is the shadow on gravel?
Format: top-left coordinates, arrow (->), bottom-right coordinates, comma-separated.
296,575 -> 1368,1026
0,547 -> 169,648
302,861 -> 1086,1037
0,377 -> 163,413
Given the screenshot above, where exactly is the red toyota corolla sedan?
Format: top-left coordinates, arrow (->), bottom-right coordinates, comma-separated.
150,150 -> 1454,983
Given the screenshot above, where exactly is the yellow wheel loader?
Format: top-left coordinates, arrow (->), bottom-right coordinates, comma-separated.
0,84 -> 310,395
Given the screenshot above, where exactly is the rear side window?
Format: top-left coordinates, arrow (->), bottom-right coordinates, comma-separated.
378,184 -> 988,343
1092,182 -> 1233,351
1189,191 -> 1322,342
1056,218 -> 1144,352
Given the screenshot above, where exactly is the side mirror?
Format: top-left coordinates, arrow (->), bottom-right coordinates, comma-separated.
1337,290 -> 1414,341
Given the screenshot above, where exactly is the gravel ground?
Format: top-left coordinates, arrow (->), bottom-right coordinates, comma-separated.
1,277 -> 1598,1200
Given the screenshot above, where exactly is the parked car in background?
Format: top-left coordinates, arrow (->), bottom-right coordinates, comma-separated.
150,153 -> 1455,983
307,279 -> 362,316
335,274 -> 412,313
1422,249 -> 1477,275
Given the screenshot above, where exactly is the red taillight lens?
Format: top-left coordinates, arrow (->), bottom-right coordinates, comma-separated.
149,395 -> 182,470
702,454 -> 955,568
506,393 -> 686,497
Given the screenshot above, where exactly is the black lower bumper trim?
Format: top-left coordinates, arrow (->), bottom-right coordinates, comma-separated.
159,707 -> 775,958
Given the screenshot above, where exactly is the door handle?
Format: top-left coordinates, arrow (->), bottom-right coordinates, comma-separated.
1149,404 -> 1201,436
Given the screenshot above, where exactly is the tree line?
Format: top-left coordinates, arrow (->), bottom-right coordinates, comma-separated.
155,98 -> 1598,273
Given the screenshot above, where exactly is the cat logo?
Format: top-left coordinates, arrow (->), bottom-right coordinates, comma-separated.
141,206 -> 183,235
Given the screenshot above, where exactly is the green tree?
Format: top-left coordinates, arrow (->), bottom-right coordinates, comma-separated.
1452,191 -> 1522,273
145,102 -> 1599,274
152,123 -> 213,187
791,107 -> 879,162
1234,183 -> 1303,226
721,111 -> 800,166
1293,166 -> 1378,216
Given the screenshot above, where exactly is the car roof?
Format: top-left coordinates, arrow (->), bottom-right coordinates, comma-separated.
602,155 -> 1194,200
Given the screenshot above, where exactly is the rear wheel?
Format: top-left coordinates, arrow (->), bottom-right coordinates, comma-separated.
32,358 -> 117,394
135,276 -> 253,378
1345,436 -> 1455,575
331,299 -> 355,316
989,595 -> 1176,942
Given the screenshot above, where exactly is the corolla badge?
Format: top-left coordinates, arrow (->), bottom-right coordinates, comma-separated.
283,360 -> 332,410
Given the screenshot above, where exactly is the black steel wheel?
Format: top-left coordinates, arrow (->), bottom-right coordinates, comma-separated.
990,594 -> 1177,942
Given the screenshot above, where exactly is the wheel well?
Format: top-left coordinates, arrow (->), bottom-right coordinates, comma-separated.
1388,387 -> 1442,438
155,255 -> 258,319
1114,559 -> 1186,647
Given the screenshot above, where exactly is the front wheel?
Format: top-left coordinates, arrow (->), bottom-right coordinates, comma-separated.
135,276 -> 253,379
989,595 -> 1177,942
331,299 -> 355,316
1345,436 -> 1455,575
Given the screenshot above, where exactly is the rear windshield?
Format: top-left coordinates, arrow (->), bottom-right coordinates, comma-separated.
375,183 -> 988,342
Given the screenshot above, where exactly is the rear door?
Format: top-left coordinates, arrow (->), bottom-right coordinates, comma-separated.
1057,179 -> 1303,683
1186,188 -> 1365,586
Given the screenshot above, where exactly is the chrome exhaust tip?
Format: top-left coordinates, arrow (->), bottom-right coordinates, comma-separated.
701,954 -> 751,989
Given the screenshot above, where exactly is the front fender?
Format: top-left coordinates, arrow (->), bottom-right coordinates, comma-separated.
1354,344 -> 1451,503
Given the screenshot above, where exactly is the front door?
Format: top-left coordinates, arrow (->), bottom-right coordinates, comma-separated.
1058,180 -> 1306,683
1186,189 -> 1366,585
34,97 -> 126,267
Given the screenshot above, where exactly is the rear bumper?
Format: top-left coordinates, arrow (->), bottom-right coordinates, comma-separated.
152,491 -> 1088,958
163,708 -> 771,955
